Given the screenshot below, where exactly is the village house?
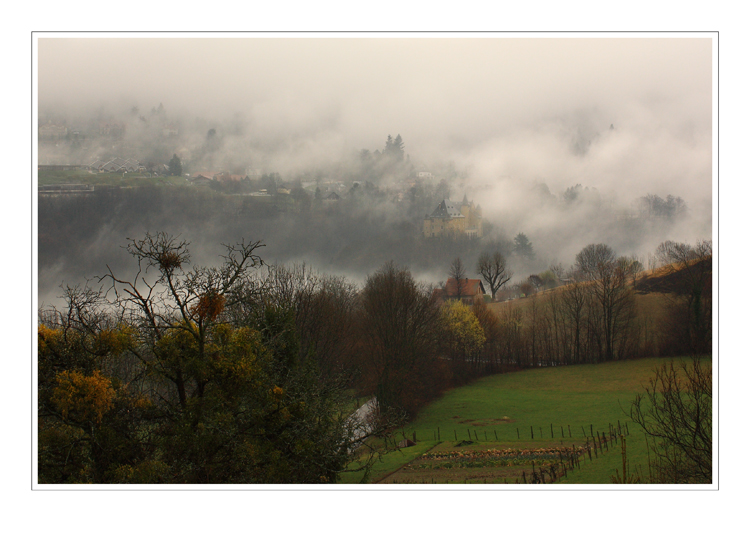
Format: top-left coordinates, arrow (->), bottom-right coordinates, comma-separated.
423,195 -> 483,238
323,191 -> 341,203
215,172 -> 245,182
189,174 -> 213,185
433,278 -> 487,306
190,170 -> 219,181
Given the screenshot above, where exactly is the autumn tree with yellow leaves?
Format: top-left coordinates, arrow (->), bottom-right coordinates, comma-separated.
440,299 -> 486,369
38,232 -> 377,484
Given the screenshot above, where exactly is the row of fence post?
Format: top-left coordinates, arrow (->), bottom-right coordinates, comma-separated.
396,426 -> 633,484
405,420 -> 630,443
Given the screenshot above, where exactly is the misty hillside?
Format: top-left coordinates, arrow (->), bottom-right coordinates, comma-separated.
38,172 -> 704,308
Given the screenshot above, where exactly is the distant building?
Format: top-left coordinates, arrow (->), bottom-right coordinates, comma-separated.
98,121 -> 126,139
215,172 -> 244,182
39,122 -> 67,142
162,123 -> 179,137
89,157 -> 143,173
189,175 -> 213,185
423,195 -> 483,238
190,170 -> 219,180
433,278 -> 487,306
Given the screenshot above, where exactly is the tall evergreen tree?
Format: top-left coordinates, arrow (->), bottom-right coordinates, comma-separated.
383,134 -> 405,163
513,233 -> 535,259
393,134 -> 405,161
168,154 -> 182,176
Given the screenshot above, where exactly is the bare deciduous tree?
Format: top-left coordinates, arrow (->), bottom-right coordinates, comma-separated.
449,256 -> 467,299
575,244 -> 638,362
256,263 -> 359,382
476,251 -> 513,301
360,262 -> 443,417
574,243 -> 617,279
549,262 -> 565,282
629,355 -> 712,483
559,269 -> 591,364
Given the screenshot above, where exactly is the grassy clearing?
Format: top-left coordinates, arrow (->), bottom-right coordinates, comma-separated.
38,169 -> 188,188
340,358 -> 700,484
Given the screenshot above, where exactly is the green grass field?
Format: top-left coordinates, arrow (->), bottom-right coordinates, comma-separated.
340,358 -> 703,485
38,168 -> 188,188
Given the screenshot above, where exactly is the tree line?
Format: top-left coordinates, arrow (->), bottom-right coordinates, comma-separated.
463,239 -> 711,370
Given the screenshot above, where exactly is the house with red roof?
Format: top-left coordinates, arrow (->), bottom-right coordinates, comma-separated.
433,278 -> 487,306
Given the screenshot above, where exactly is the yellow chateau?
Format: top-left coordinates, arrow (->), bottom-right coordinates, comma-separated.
423,195 -> 483,238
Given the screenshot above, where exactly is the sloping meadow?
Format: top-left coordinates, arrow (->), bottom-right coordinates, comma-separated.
342,358 -> 698,484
